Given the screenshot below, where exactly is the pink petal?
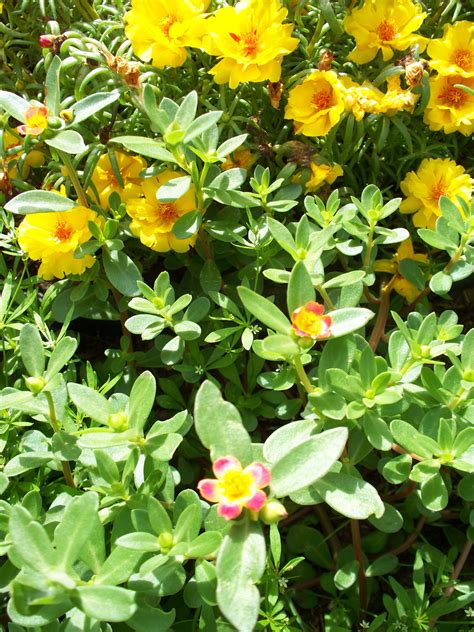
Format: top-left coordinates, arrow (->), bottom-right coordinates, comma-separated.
218,502 -> 242,520
291,323 -> 310,338
17,125 -> 28,135
244,490 -> 267,512
213,455 -> 241,478
197,478 -> 220,502
318,316 -> 332,338
243,462 -> 271,488
304,302 -> 325,315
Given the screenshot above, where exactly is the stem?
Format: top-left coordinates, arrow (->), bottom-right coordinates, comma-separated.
45,391 -> 76,488
443,540 -> 473,598
391,442 -> 424,462
351,519 -> 368,615
58,150 -> 89,208
314,504 -> 342,556
388,515 -> 425,557
315,285 -> 335,311
369,275 -> 396,351
293,355 -> 314,394
110,284 -> 134,355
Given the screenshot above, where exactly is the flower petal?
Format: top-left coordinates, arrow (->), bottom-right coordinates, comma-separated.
243,462 -> 271,488
244,490 -> 267,512
213,455 -> 241,478
217,501 -> 242,520
197,478 -> 220,502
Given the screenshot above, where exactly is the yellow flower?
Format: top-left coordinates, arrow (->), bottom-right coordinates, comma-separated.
378,75 -> 418,114
400,158 -> 473,229
427,21 -> 474,78
3,130 -> 44,178
305,162 -> 343,192
343,0 -> 426,64
17,105 -> 48,136
423,74 -> 474,136
124,0 -> 209,69
90,151 -> 147,208
221,148 -> 256,171
202,0 -> 298,89
17,206 -> 101,280
341,76 -> 384,121
285,70 -> 346,137
374,238 -> 428,303
126,170 -> 197,253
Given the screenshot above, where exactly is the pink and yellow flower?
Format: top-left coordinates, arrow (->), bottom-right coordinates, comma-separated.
291,302 -> 332,339
17,105 -> 48,136
197,455 -> 271,520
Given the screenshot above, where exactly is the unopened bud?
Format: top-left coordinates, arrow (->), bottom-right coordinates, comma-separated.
318,50 -> 334,71
108,411 -> 128,431
158,532 -> 174,552
39,35 -> 55,49
25,376 -> 46,394
260,501 -> 288,525
59,109 -> 74,123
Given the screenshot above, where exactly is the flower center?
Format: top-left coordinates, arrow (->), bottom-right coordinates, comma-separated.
311,89 -> 332,111
295,311 -> 323,336
453,49 -> 472,70
376,20 -> 397,41
54,220 -> 73,242
431,180 -> 446,202
160,15 -> 177,38
230,30 -> 259,57
220,471 -> 252,501
439,85 -> 467,108
158,202 -> 179,223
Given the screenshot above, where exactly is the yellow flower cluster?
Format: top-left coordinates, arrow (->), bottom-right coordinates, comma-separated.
285,71 -> 417,137
125,0 -> 298,88
18,204 -> 101,280
424,21 -> 474,136
400,158 -> 473,229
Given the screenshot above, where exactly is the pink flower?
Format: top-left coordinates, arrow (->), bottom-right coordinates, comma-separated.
17,105 -> 48,136
197,455 -> 271,520
291,301 -> 332,339
39,35 -> 55,48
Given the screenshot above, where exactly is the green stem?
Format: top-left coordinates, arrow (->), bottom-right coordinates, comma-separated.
293,355 -> 314,394
58,150 -> 89,208
315,285 -> 335,311
363,225 -> 375,269
45,391 -> 76,488
351,519 -> 367,616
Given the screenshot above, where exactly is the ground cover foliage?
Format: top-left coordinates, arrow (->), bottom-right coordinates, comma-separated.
0,0 -> 473,630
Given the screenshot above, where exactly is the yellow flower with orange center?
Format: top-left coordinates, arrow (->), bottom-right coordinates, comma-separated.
305,162 -> 343,192
17,105 -> 48,136
427,21 -> 474,78
373,238 -> 428,303
126,170 -> 197,253
343,0 -> 426,64
400,158 -> 473,229
202,0 -> 298,89
17,206 -> 101,280
90,151 -> 147,208
285,70 -> 346,137
291,302 -> 332,340
124,0 -> 209,69
221,147 -> 256,171
423,75 -> 474,136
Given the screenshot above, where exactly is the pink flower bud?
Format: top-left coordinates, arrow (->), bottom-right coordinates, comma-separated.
39,35 -> 55,48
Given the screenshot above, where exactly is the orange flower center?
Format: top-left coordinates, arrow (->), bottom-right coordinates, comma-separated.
158,202 -> 179,223
431,180 -> 446,202
311,90 -> 332,111
54,220 -> 73,241
376,20 -> 397,41
160,15 -> 177,38
453,49 -> 472,70
439,85 -> 467,108
230,29 -> 259,57
293,311 -> 323,337
219,470 -> 253,501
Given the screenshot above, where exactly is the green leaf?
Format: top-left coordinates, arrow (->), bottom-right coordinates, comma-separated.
209,168 -> 246,191
45,56 -> 62,115
46,130 -> 87,154
237,286 -> 291,335
287,261 -> 315,314
174,504 -> 202,543
20,324 -> 45,377
68,384 -> 111,425
116,532 -> 161,552
263,419 -> 317,463
328,308 -> 374,338
128,371 -> 156,433
187,532 -> 223,558
172,211 -> 201,239
313,472 -> 384,519
382,454 -> 412,484
270,427 -> 348,496
45,337 -> 78,381
429,271 -> 452,295
194,381 -> 253,466
216,521 -> 265,632
184,111 -> 222,142
267,217 -> 297,257
366,554 -> 398,577
362,412 -> 392,451
323,270 -> 365,289
0,90 -> 30,121
9,506 -> 58,572
5,190 -> 76,215
420,472 -> 448,511
217,134 -> 247,159
334,560 -> 359,590
148,496 -> 173,534
368,502 -> 403,533
175,91 -> 198,128
72,92 -> 120,124
390,420 -> 440,459
74,586 -> 137,622
103,249 -> 142,297
157,176 -> 191,202
53,493 -> 99,570
418,228 -> 457,251
111,136 -> 175,162
439,196 -> 466,233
